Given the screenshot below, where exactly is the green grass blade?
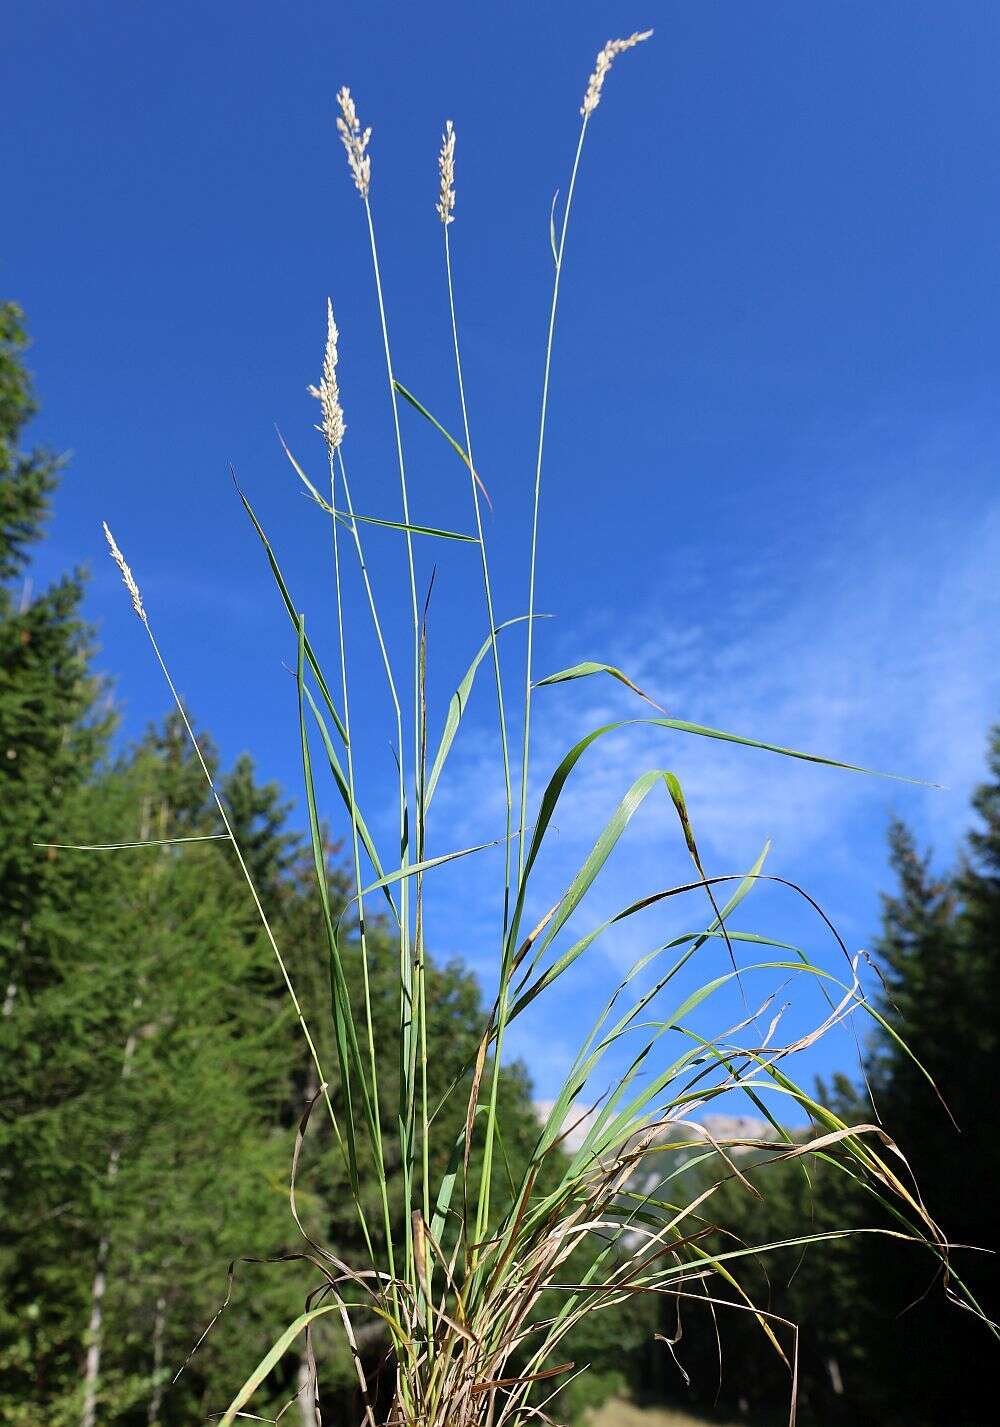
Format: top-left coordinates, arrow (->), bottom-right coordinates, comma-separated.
530,856 -> 771,1158
430,1112 -> 482,1245
219,1304 -> 341,1426
278,430 -> 326,506
651,716 -> 935,782
238,485 -> 348,746
334,508 -> 479,542
296,616 -> 384,1203
509,716 -> 929,959
302,483 -> 479,542
302,682 -> 398,923
534,659 -> 663,711
296,620 -> 360,1193
425,616 -> 536,809
530,769 -> 672,957
355,834 -> 514,904
392,378 -> 492,510
515,842 -> 769,1025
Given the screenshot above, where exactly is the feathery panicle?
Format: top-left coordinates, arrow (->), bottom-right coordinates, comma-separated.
581,29 -> 652,118
308,298 -> 346,455
102,521 -> 146,623
437,120 -> 456,225
336,86 -> 371,198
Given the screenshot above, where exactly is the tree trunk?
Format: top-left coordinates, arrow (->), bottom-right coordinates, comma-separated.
148,1295 -> 168,1425
79,1015 -> 138,1427
80,1151 -> 119,1427
81,800 -> 159,1427
297,1350 -> 321,1427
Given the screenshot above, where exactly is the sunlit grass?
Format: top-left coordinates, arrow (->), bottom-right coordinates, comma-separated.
99,25 -> 993,1427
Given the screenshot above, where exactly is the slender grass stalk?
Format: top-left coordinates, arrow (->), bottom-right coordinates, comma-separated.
439,124 -> 514,941
361,197 -> 433,1312
336,450 -> 417,1274
517,119 -> 588,890
439,119 -> 521,1266
338,461 -> 404,737
335,450 -> 421,1388
310,297 -> 399,1284
337,82 -> 432,1324
479,28 -> 655,1259
361,193 -> 421,734
519,29 -> 654,883
329,450 -> 398,1279
474,110 -> 590,1262
336,85 -> 423,1294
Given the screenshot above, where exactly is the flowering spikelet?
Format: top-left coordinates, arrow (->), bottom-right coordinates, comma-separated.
102,521 -> 146,623
307,299 -> 346,455
581,29 -> 652,118
437,120 -> 455,225
336,87 -> 371,197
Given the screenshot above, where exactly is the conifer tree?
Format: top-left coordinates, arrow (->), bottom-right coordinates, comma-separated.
0,300 -> 115,1420
0,307 -> 297,1424
856,739 -> 1000,1425
0,301 -> 110,1019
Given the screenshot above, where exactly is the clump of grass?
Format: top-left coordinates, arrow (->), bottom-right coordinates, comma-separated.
102,28 -> 994,1427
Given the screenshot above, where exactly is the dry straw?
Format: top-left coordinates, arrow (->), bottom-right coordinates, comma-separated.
308,298 -> 346,455
581,29 -> 653,117
437,120 -> 456,224
336,86 -> 372,197
102,521 -> 146,623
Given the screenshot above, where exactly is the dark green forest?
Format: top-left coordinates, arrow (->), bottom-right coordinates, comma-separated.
1,302 -> 997,1425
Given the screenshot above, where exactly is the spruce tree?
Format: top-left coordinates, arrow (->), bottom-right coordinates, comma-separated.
859,742 -> 1000,1425
0,307 -> 297,1425
0,300 -> 115,1420
0,301 -> 110,1016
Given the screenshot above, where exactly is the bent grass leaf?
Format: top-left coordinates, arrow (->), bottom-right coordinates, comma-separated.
219,1304 -> 342,1425
425,616 -> 538,809
353,833 -> 516,906
431,1111 -> 483,1244
33,834 -> 229,851
303,482 -> 480,542
332,509 -> 479,543
302,682 -> 398,923
278,429 -> 325,506
240,495 -> 392,917
535,659 -> 663,711
508,715 -> 930,960
238,483 -> 348,746
393,378 -> 493,510
528,848 -> 771,1154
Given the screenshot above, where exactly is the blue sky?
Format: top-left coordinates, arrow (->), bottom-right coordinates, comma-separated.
5,1 -> 1000,1110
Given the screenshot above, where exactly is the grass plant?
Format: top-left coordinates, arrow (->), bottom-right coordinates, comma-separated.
99,29 -> 993,1427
